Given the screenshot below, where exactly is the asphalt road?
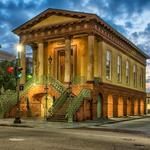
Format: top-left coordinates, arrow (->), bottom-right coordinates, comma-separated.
0,125 -> 149,150
95,117 -> 150,135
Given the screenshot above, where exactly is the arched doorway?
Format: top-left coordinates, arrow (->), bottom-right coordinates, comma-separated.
41,95 -> 53,118
127,98 -> 131,116
118,96 -> 123,117
108,95 -> 113,118
97,94 -> 102,118
140,99 -> 144,115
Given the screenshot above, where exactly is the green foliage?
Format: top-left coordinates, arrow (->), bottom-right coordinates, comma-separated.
0,60 -> 16,91
0,90 -> 17,118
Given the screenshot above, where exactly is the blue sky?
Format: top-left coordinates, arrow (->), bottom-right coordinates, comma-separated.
0,0 -> 150,85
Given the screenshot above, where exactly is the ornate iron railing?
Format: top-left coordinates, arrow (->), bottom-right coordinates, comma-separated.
66,88 -> 91,122
48,88 -> 71,116
20,75 -> 66,96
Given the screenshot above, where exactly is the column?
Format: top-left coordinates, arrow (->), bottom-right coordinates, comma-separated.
31,44 -> 38,77
20,44 -> 26,84
131,97 -> 134,116
64,36 -> 71,83
123,96 -> 127,116
37,43 -> 44,77
113,95 -> 118,117
97,38 -> 102,78
102,94 -> 108,118
138,98 -> 141,115
87,34 -> 94,81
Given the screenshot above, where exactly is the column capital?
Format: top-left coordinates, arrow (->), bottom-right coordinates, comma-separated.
65,34 -> 72,40
30,43 -> 38,50
88,32 -> 95,36
97,36 -> 103,42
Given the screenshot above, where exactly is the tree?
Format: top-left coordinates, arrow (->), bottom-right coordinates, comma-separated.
0,60 -> 16,91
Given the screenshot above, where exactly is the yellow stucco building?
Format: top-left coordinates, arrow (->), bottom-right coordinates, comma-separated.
12,9 -> 149,121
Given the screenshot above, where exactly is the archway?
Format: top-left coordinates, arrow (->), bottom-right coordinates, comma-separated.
41,95 -> 53,118
107,95 -> 113,118
118,96 -> 123,117
97,94 -> 102,118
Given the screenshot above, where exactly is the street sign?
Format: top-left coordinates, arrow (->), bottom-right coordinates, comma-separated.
19,84 -> 24,91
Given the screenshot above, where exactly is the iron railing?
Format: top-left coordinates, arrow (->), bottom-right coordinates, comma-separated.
66,88 -> 91,122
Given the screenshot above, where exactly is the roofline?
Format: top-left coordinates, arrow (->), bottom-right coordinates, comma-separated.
12,8 -> 95,33
12,8 -> 150,59
0,50 -> 16,57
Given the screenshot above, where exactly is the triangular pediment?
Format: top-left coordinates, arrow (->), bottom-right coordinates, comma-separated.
31,15 -> 79,29
13,8 -> 95,34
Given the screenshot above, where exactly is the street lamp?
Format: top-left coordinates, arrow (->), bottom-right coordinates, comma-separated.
44,56 -> 52,120
14,44 -> 23,124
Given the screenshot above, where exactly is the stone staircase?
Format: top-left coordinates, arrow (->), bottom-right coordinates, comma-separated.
47,98 -> 71,121
19,75 -> 91,122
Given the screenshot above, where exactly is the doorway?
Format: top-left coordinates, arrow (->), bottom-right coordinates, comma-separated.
97,94 -> 102,118
56,46 -> 76,82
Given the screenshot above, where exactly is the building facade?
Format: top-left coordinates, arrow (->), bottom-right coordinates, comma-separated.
146,93 -> 150,114
12,9 -> 149,121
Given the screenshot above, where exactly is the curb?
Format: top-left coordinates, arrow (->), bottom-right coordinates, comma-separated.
73,127 -> 150,137
0,123 -> 34,128
99,115 -> 150,125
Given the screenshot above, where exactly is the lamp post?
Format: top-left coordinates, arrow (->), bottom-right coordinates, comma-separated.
14,44 -> 23,124
44,56 -> 52,120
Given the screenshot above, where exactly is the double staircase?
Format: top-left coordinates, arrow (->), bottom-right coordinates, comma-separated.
20,75 -> 91,122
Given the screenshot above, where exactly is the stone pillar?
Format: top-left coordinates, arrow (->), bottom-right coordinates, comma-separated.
138,98 -> 141,115
102,94 -> 108,118
113,95 -> 118,117
37,43 -> 44,77
97,38 -> 102,78
64,36 -> 71,83
123,96 -> 127,116
131,97 -> 134,116
20,44 -> 26,84
31,44 -> 38,77
87,34 -> 94,81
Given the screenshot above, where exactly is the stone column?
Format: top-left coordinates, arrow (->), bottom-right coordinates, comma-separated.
131,97 -> 134,116
64,36 -> 71,83
103,94 -> 108,118
123,96 -> 127,116
31,44 -> 38,77
87,34 -> 94,81
20,44 -> 26,84
138,98 -> 141,115
37,43 -> 44,77
97,38 -> 102,78
113,95 -> 118,117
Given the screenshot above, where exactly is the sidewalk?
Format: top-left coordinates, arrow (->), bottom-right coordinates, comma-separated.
0,114 -> 150,129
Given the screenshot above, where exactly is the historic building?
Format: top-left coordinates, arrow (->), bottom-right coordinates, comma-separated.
146,93 -> 150,114
12,9 -> 149,121
0,50 -> 16,62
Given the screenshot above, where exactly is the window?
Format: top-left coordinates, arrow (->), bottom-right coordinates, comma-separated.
126,60 -> 129,84
140,68 -> 144,88
133,64 -> 137,87
106,50 -> 111,80
117,56 -> 121,82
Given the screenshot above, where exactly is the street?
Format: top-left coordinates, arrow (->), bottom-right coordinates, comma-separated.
0,118 -> 150,150
94,117 -> 150,135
